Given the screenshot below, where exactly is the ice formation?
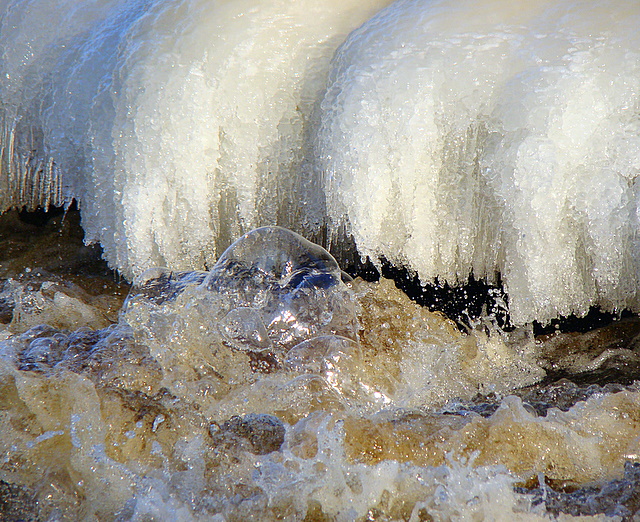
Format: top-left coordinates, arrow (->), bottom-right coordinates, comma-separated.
316,0 -> 640,325
0,0 -> 392,276
204,226 -> 357,352
1,0 -> 640,326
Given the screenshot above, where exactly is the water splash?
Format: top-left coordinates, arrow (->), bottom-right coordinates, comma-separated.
1,222 -> 640,519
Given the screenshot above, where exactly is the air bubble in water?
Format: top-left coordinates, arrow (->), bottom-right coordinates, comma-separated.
204,226 -> 358,355
284,335 -> 390,408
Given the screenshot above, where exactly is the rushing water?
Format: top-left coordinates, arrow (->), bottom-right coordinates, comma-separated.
2,0 -> 640,520
2,212 -> 640,520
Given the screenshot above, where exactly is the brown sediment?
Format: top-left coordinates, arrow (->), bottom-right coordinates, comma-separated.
0,207 -> 129,330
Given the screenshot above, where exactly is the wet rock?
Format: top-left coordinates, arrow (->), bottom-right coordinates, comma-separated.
515,380 -> 629,417
521,461 -> 640,519
445,380 -> 638,419
0,480 -> 39,522
18,334 -> 67,372
0,295 -> 14,324
535,316 -> 640,383
210,413 -> 286,455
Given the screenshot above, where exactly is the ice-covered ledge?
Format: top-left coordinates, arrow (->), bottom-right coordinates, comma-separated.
1,0 -> 639,326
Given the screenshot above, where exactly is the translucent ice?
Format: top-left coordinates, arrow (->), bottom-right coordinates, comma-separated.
284,335 -> 390,408
205,226 -> 358,353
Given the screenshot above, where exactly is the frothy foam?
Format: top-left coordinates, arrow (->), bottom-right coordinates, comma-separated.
1,224 -> 640,519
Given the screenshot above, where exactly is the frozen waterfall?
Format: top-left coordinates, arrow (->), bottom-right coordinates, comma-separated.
1,0 -> 639,325
0,0 -> 393,274
316,0 -> 640,325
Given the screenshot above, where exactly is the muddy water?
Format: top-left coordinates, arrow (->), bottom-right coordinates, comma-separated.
1,210 -> 640,521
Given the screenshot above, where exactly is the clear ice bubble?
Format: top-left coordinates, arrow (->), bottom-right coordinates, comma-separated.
204,226 -> 357,355
285,335 -> 360,375
219,307 -> 272,353
205,226 -> 343,300
285,335 -> 363,401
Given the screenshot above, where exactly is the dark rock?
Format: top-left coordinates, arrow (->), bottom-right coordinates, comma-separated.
211,413 -> 286,455
0,291 -> 13,324
519,461 -> 640,519
0,480 -> 40,522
